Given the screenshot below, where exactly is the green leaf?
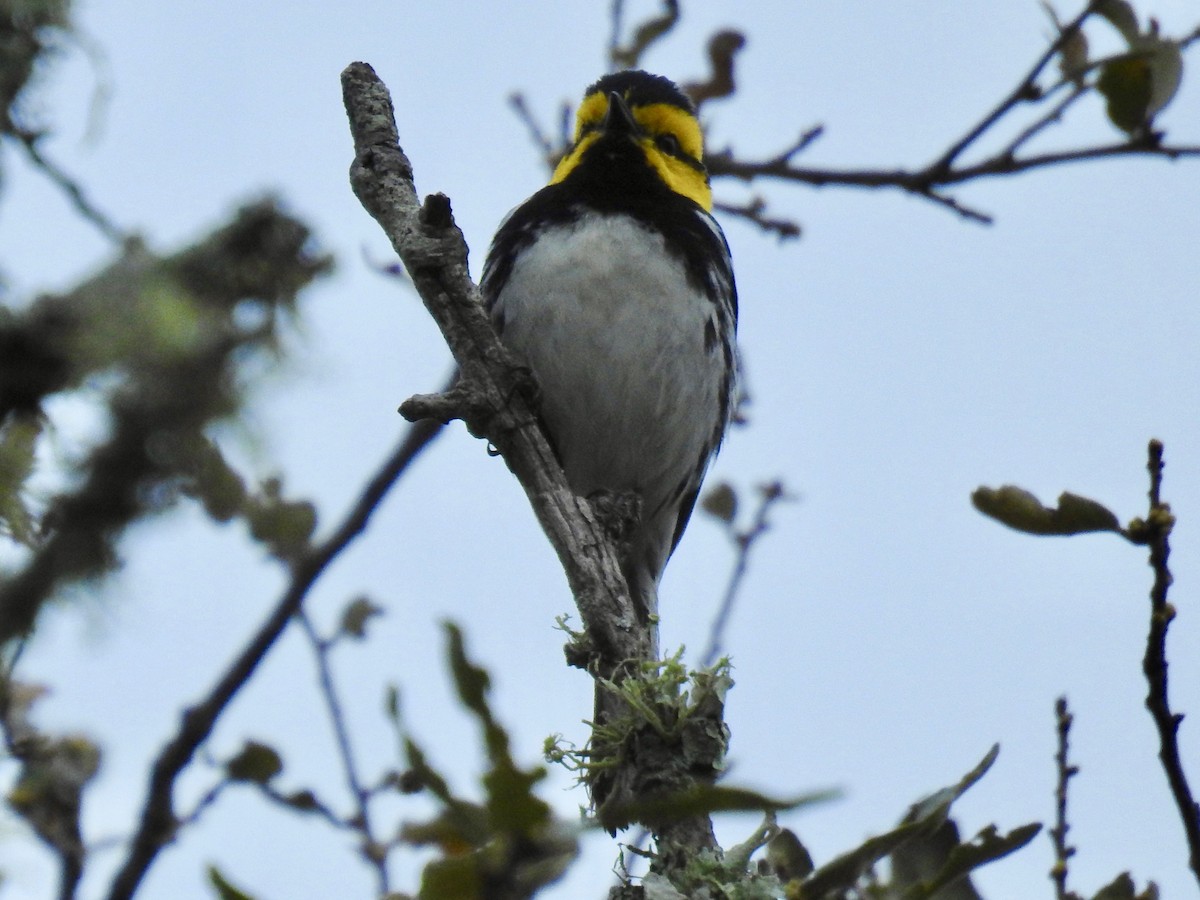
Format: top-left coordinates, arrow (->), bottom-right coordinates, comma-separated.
483,762 -> 550,835
766,828 -> 814,881
972,486 -> 1119,536
339,595 -> 383,639
400,803 -> 490,852
281,789 -> 319,812
245,477 -> 317,560
1092,0 -> 1184,132
207,865 -> 258,900
897,821 -> 1042,899
1095,0 -> 1139,43
444,622 -> 492,716
443,621 -> 512,765
904,744 -> 1000,825
795,746 -> 1002,897
225,740 -> 283,784
604,784 -> 838,830
402,735 -> 457,805
701,482 -> 738,524
180,436 -> 247,523
1098,56 -> 1154,133
798,819 -> 928,897
1092,871 -> 1159,900
1043,2 -> 1089,84
418,857 -> 482,900
1142,39 -> 1183,122
1059,27 -> 1089,83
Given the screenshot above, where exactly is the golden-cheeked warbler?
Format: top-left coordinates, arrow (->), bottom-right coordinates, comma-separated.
481,70 -> 738,618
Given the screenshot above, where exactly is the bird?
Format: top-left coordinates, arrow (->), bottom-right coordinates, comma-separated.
481,70 -> 738,622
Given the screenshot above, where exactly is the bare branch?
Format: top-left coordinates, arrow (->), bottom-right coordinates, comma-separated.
708,135 -> 1199,225
682,30 -> 746,109
705,3 -> 1200,223
929,1 -> 1097,175
609,0 -> 680,71
297,610 -> 390,895
507,92 -> 557,168
1049,696 -> 1079,900
712,198 -> 801,240
1138,439 -> 1200,889
701,481 -> 789,669
10,128 -> 128,245
104,419 -> 440,900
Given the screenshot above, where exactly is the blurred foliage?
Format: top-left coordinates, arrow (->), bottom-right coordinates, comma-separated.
0,0 -> 71,137
0,201 -> 331,643
395,623 -> 579,900
0,675 -> 98,896
1093,0 -> 1183,133
207,864 -> 258,900
224,740 -> 284,786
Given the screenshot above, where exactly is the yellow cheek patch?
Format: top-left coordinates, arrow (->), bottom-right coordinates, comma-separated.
632,103 -> 705,163
639,141 -> 713,210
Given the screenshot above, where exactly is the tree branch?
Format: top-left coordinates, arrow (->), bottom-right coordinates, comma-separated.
297,610 -> 390,895
928,0 -> 1096,175
1049,696 -> 1079,900
1139,439 -> 1200,889
701,481 -> 789,669
340,60 -> 646,670
10,128 -> 129,245
705,2 -> 1200,224
105,421 -> 438,900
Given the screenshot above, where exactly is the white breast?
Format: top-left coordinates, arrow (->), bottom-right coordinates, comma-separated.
492,213 -> 723,518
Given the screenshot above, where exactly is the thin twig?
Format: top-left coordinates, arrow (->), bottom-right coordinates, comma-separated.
1049,696 -> 1079,900
1139,439 -> 1200,889
10,129 -> 128,245
712,198 -> 801,240
297,610 -> 390,894
256,782 -> 350,832
104,418 -> 443,900
174,779 -> 229,832
507,92 -> 557,165
771,125 -> 825,165
609,0 -> 680,71
1003,82 -> 1089,158
703,2 -> 1200,224
930,2 -> 1098,174
608,0 -> 625,74
701,481 -> 788,668
682,30 -> 746,109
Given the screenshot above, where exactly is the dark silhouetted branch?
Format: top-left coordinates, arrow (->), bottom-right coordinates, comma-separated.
1050,696 -> 1079,899
1138,440 -> 1200,890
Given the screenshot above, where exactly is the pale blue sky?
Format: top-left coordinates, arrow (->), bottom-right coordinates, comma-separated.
3,2 -> 1199,898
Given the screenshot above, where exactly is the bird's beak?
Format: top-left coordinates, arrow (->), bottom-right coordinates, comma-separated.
602,91 -> 639,137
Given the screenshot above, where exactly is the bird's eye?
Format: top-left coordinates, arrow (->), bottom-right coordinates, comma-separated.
655,133 -> 682,156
